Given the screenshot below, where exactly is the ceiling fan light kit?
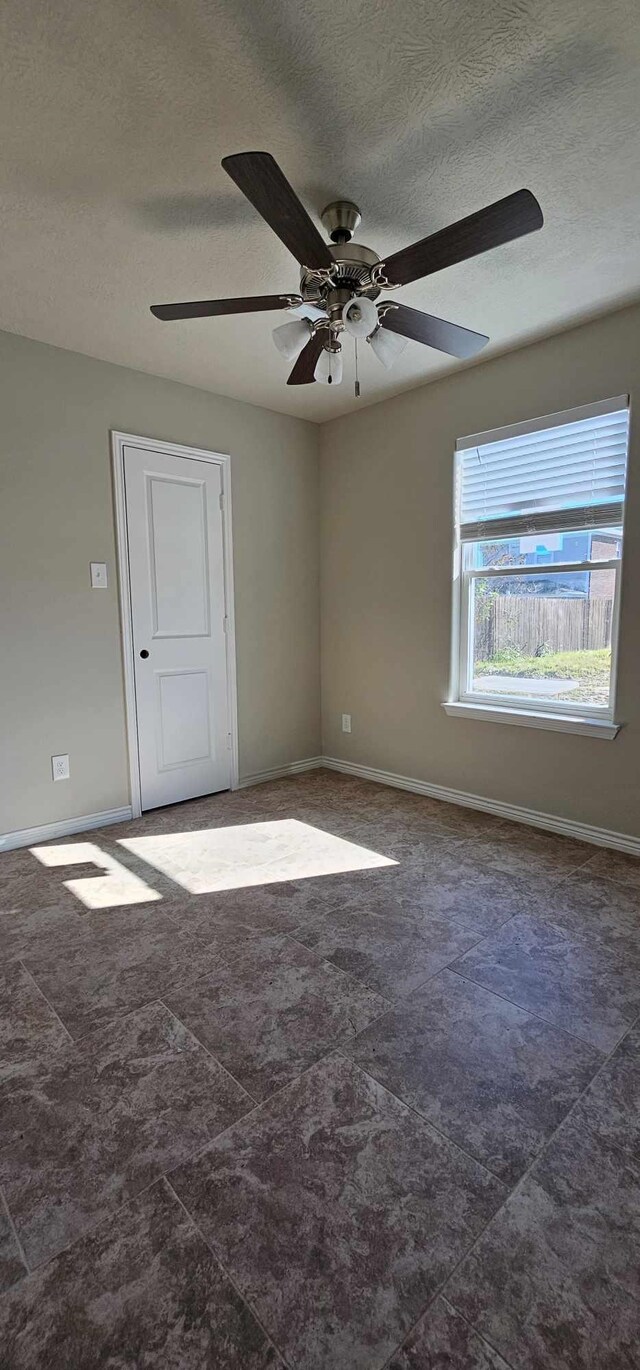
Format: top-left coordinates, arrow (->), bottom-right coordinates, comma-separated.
342,293 -> 379,339
271,317 -> 312,361
314,344 -> 344,386
368,324 -> 409,369
151,152 -> 543,394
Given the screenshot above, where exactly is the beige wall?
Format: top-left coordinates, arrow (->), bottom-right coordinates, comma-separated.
0,330 -> 320,835
320,303 -> 640,839
5,303 -> 640,843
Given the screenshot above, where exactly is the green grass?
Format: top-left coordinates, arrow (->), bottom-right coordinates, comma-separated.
474,647 -> 611,682
474,647 -> 611,704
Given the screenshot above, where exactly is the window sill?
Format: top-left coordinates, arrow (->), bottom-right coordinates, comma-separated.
442,700 -> 621,740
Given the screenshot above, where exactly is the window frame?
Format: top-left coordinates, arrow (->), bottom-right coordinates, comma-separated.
448,398 -> 629,731
457,541 -> 623,721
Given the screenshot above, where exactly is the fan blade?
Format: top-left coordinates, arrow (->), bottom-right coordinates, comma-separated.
150,294 -> 297,321
379,189 -> 543,288
287,331 -> 325,385
381,303 -> 489,358
222,152 -> 334,269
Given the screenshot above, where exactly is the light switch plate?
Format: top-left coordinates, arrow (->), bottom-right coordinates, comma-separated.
52,754 -> 70,782
90,562 -> 108,588
341,713 -> 352,733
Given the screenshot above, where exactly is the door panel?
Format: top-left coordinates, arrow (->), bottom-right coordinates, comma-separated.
148,476 -> 210,637
156,671 -> 211,769
124,445 -> 230,810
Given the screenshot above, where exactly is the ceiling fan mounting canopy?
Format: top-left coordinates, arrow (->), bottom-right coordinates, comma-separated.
150,150 -> 543,389
320,199 -> 362,243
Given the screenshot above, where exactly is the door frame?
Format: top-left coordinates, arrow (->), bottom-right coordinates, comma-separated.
111,431 -> 239,817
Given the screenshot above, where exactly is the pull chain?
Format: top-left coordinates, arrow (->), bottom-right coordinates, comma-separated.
354,337 -> 361,398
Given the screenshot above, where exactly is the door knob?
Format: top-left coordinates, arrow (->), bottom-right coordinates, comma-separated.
139,649 -> 149,659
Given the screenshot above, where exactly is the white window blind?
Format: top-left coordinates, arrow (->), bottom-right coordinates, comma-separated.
456,396 -> 629,542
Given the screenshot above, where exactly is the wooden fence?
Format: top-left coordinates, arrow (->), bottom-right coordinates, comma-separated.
475,595 -> 612,661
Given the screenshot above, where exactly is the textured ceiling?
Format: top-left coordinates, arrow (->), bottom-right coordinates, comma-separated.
1,0 -> 640,422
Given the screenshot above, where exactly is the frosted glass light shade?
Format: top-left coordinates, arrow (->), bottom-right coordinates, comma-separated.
272,319 -> 312,362
342,295 -> 379,339
369,326 -> 408,369
314,347 -> 343,386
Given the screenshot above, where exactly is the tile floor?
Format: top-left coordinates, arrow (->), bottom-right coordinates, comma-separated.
0,769 -> 639,1368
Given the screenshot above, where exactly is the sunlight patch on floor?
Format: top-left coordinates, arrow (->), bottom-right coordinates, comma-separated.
119,819 -> 397,894
30,841 -> 161,909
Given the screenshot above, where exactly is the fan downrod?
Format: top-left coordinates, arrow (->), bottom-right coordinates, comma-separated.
321,200 -> 362,244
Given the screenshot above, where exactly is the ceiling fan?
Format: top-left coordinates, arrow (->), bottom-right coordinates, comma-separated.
150,152 -> 543,391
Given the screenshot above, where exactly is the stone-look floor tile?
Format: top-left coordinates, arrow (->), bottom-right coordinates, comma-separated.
454,913 -> 640,1052
166,934 -> 387,1100
0,865 -> 83,915
171,1055 -> 505,1370
27,840 -> 165,912
93,804 -> 233,842
18,904 -> 255,1036
466,824 -> 594,880
418,804 -> 506,837
532,872 -> 640,960
344,859 -> 537,936
238,772 -> 340,807
0,850 -> 36,877
341,788 -> 505,837
388,1297 -> 511,1369
162,883 -> 323,936
294,904 -> 480,1000
1,841 -> 159,914
102,790 -> 269,838
0,1001 -> 252,1267
323,805 -> 456,838
335,820 -> 468,863
381,799 -> 505,839
579,845 -> 640,891
236,858 -> 520,942
568,1021 -> 640,1163
0,904 -> 85,965
230,866 -> 404,922
0,1179 -> 283,1369
83,838 -> 195,904
345,969 -> 601,1182
0,962 -> 69,1082
0,1202 -> 26,1294
375,847 -> 535,923
447,1032 -> 640,1369
117,816 -> 396,898
4,771 -> 639,1367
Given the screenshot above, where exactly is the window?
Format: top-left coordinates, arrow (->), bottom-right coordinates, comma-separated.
447,396 -> 630,734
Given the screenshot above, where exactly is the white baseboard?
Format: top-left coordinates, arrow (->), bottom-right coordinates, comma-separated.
322,756 -> 640,857
237,757 -> 325,789
3,759 -> 637,859
0,806 -> 133,854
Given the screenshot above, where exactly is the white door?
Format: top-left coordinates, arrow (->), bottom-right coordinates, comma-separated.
123,444 -> 231,810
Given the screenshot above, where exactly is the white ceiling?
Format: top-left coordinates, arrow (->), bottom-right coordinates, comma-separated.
1,0 -> 640,423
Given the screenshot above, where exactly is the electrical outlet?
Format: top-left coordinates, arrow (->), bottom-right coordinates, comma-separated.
51,754 -> 70,782
341,714 -> 352,734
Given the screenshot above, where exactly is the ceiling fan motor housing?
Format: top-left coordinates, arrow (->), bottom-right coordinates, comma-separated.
300,241 -> 381,315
